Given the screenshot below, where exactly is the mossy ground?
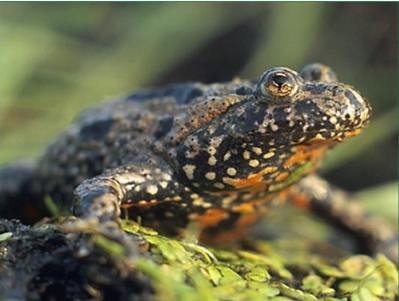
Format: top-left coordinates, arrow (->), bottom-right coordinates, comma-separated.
0,214 -> 397,301
92,220 -> 398,301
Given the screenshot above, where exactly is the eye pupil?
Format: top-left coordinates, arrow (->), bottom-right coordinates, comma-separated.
271,74 -> 288,86
265,73 -> 294,97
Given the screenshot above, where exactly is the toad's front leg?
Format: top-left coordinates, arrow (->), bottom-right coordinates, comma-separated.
73,177 -> 123,222
72,161 -> 185,223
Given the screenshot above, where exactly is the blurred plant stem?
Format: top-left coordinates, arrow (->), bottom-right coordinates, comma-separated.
241,3 -> 327,75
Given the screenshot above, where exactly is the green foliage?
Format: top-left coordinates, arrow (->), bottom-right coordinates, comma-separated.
355,182 -> 398,225
43,196 -> 61,217
0,232 -> 13,242
99,220 -> 399,301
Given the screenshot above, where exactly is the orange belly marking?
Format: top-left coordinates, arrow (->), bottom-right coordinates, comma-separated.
192,208 -> 229,228
236,212 -> 264,228
284,145 -> 328,169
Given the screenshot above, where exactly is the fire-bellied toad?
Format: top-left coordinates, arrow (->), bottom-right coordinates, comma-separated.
0,63 -> 396,259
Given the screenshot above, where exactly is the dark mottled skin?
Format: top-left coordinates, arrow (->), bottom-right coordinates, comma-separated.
0,63 -> 396,260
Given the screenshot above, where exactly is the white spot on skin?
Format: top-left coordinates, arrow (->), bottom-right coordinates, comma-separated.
252,147 -> 263,155
207,146 -> 217,156
222,195 -> 238,207
313,133 -> 325,140
185,151 -> 194,158
146,185 -> 158,195
249,159 -> 260,167
193,198 -> 204,206
125,184 -> 135,191
263,152 -> 275,159
205,172 -> 216,180
329,116 -> 338,124
214,182 -> 225,189
182,164 -> 196,180
210,136 -> 224,148
270,124 -> 279,132
227,167 -> 237,176
115,173 -> 145,184
160,181 -> 168,189
162,173 -> 172,181
243,150 -> 251,160
223,151 -> 231,161
208,156 -> 217,166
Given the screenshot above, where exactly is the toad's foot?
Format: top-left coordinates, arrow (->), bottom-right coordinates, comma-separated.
73,177 -> 123,223
288,175 -> 398,262
72,161 -> 192,226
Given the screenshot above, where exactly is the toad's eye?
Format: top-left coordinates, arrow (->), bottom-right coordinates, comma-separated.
257,69 -> 300,98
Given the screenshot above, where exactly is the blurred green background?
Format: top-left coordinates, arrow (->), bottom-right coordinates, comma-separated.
0,3 -> 397,227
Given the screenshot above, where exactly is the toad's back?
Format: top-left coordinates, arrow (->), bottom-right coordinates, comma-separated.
38,81 -> 254,205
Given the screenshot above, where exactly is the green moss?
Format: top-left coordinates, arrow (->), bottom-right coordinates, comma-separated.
108,220 -> 399,301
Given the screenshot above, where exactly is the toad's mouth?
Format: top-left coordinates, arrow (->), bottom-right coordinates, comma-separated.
245,127 -> 365,149
263,127 -> 366,149
303,128 -> 363,145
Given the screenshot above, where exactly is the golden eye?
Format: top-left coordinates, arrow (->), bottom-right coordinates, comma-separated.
257,68 -> 300,99
264,73 -> 294,97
